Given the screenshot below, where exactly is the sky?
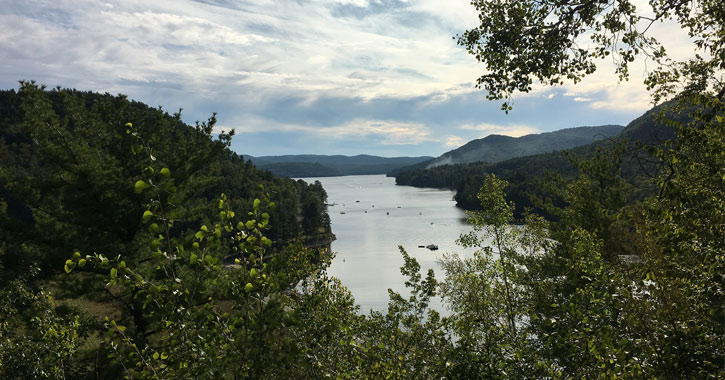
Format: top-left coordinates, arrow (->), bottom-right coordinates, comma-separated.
0,0 -> 694,157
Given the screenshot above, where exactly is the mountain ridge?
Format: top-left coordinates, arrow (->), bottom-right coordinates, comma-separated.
245,154 -> 433,177
392,102 -> 678,216
396,124 -> 624,174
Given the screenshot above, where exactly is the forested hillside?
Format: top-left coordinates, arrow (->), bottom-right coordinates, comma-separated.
0,83 -> 332,279
392,124 -> 623,174
394,103 -> 675,216
246,154 -> 432,177
253,162 -> 344,177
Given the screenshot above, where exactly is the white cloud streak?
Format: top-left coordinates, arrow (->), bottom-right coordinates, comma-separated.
224,115 -> 433,145
459,122 -> 540,138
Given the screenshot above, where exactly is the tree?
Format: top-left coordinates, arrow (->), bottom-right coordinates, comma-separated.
460,2 -> 723,377
440,175 -> 550,379
459,0 -> 724,110
59,122 -> 347,379
0,84 -> 338,379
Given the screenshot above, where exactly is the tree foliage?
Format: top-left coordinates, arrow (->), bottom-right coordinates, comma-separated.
0,83 -> 335,378
459,0 -> 724,110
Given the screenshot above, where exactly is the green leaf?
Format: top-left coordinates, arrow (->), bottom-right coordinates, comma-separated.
160,167 -> 171,177
110,267 -> 117,278
153,352 -> 159,360
190,253 -> 198,265
78,258 -> 87,267
64,259 -> 74,273
245,220 -> 256,230
244,283 -> 253,293
253,198 -> 261,210
134,180 -> 151,194
141,210 -> 153,224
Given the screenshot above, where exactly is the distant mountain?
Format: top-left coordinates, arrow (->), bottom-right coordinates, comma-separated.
245,154 -> 433,178
393,103 -> 678,216
257,162 -> 343,178
394,125 -> 624,175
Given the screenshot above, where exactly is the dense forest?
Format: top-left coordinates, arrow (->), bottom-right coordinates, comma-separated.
250,162 -> 344,178
0,83 -> 342,377
246,154 -> 432,178
0,83 -> 333,271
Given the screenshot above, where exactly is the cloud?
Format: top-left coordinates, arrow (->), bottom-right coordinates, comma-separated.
229,116 -> 432,145
1,0 -> 486,100
444,135 -> 465,148
0,0 -> 691,157
459,123 -> 540,138
212,125 -> 235,134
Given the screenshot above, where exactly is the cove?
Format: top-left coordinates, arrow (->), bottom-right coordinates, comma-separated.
300,175 -> 478,312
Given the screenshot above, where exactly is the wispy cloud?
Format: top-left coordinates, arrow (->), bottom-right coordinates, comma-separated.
0,0 -> 695,156
222,116 -> 432,145
459,122 -> 540,137
444,135 -> 465,148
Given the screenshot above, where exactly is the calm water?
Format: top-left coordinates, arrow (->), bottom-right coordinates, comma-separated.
301,175 -> 479,313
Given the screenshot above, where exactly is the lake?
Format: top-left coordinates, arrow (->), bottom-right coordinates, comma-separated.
300,175 -> 480,313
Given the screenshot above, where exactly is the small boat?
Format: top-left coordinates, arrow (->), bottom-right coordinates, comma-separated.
426,244 -> 438,251
417,245 -> 425,248
340,211 -> 346,214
